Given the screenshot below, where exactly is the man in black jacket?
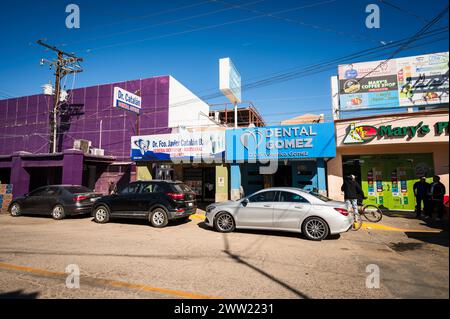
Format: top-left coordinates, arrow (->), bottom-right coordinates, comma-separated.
341,175 -> 365,215
413,177 -> 430,218
428,175 -> 446,221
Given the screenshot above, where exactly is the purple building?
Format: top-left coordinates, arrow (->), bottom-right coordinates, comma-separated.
0,75 -> 214,197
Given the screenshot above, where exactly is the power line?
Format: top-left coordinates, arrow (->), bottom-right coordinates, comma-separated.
82,1 -> 342,52
9,27 -> 443,125
62,0 -> 264,48
3,28 -> 446,123
354,3 -> 449,83
36,40 -> 84,153
196,27 -> 448,102
68,0 -> 216,33
378,0 -> 431,23
215,0 -> 382,44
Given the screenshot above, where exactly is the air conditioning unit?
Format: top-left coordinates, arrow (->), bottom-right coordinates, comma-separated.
90,148 -> 104,156
42,83 -> 54,96
73,139 -> 91,154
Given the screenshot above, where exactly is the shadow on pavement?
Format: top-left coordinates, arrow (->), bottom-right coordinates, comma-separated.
90,217 -> 192,227
404,230 -> 449,248
221,233 -> 310,299
373,208 -> 449,247
197,221 -> 340,241
10,213 -> 92,220
0,290 -> 39,299
388,242 -> 425,252
382,209 -> 417,219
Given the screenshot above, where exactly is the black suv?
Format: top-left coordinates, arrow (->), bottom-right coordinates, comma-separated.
91,180 -> 196,227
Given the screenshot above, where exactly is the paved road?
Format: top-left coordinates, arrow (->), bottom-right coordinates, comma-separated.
0,212 -> 448,299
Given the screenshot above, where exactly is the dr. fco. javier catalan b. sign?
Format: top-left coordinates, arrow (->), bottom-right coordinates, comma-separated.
113,87 -> 142,114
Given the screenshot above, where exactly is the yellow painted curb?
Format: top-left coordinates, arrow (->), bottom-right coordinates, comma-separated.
362,222 -> 441,233
0,262 -> 218,299
190,214 -> 206,220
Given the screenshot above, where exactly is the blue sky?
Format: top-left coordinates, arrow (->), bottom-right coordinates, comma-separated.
0,0 -> 448,124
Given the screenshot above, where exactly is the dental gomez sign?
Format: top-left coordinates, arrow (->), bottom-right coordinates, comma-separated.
226,123 -> 336,161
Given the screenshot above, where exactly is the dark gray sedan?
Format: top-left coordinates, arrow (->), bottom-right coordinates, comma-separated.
8,185 -> 102,220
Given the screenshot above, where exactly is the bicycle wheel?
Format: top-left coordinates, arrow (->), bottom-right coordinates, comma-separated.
363,204 -> 383,222
352,213 -> 363,231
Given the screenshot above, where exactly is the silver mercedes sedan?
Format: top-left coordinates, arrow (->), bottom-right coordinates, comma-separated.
205,187 -> 353,241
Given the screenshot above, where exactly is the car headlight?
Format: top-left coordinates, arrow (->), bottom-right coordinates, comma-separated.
206,205 -> 216,213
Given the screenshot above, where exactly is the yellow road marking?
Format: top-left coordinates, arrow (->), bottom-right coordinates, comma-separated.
0,262 -> 218,299
362,222 -> 441,233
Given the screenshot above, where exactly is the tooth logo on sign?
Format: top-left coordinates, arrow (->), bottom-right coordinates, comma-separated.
134,139 -> 150,155
240,130 -> 264,149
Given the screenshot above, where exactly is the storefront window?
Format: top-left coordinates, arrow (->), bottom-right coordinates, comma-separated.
343,153 -> 435,211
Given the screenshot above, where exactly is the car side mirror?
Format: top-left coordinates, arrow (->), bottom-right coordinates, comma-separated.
241,198 -> 249,207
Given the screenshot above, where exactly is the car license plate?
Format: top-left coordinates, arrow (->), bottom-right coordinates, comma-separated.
188,202 -> 193,207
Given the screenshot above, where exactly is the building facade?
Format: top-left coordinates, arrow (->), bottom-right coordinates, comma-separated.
327,110 -> 449,211
0,75 -> 216,197
225,122 -> 336,200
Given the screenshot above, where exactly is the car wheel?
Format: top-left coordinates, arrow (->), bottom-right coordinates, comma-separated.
9,202 -> 21,217
52,205 -> 66,220
214,212 -> 235,233
94,206 -> 110,224
302,217 -> 329,241
150,208 -> 169,228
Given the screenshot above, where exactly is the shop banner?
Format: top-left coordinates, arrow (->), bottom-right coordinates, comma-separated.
338,52 -> 449,110
225,123 -> 336,161
131,130 -> 225,161
397,53 -> 449,107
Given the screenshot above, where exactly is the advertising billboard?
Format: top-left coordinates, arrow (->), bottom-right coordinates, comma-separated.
225,123 -> 336,161
113,87 -> 142,114
397,53 -> 449,107
131,130 -> 225,161
219,57 -> 242,104
338,52 -> 449,110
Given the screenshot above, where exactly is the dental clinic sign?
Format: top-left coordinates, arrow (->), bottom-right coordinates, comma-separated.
113,87 -> 141,114
131,130 -> 225,161
226,123 -> 336,161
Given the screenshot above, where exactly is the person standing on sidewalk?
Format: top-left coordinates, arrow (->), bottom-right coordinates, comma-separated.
341,174 -> 365,216
428,175 -> 446,221
413,177 -> 430,218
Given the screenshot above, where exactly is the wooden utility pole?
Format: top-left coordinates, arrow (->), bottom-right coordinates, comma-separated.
37,40 -> 83,153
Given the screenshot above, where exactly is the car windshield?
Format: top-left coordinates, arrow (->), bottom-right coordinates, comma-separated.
308,192 -> 333,202
173,183 -> 192,193
64,186 -> 92,194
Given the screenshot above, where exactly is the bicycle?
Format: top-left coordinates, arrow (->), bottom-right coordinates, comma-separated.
348,205 -> 363,231
359,200 -> 383,223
